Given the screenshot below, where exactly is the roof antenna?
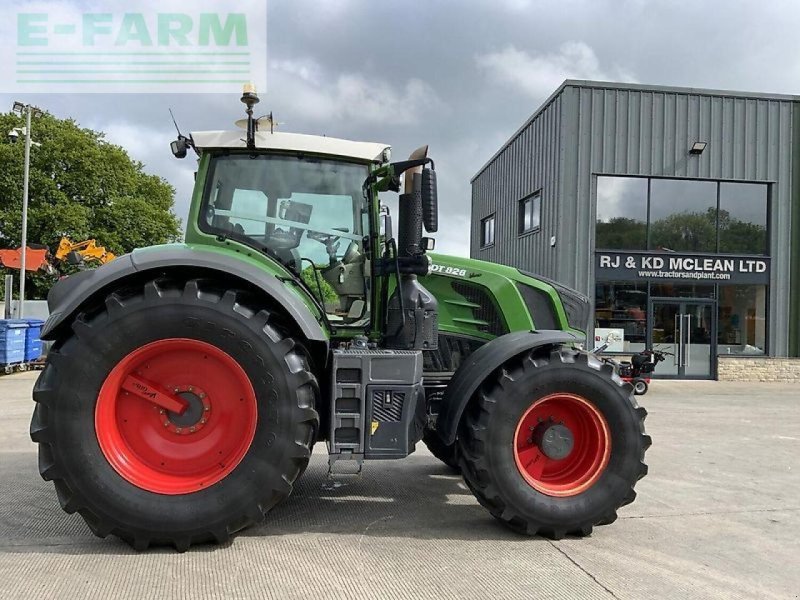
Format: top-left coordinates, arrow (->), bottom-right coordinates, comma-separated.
169,108 -> 183,138
241,83 -> 260,151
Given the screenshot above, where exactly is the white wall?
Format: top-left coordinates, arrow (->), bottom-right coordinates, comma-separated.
8,300 -> 49,320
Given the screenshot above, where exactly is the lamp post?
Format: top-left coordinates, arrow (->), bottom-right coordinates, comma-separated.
11,102 -> 41,318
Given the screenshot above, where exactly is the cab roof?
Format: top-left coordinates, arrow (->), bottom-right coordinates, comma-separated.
191,130 -> 390,163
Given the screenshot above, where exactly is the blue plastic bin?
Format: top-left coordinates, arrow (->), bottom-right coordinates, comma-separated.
24,318 -> 44,361
0,320 -> 28,365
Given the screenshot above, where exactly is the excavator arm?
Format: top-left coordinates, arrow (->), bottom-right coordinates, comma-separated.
55,237 -> 115,265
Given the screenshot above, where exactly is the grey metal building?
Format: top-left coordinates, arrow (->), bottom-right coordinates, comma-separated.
471,80 -> 800,379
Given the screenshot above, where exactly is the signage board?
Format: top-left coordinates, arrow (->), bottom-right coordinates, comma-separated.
595,252 -> 770,285
594,328 -> 625,352
2,1 -> 267,93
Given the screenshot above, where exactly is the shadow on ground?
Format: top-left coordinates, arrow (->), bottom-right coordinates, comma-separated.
0,450 -> 538,555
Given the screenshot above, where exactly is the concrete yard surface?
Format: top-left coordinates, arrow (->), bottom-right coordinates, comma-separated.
1,372 -> 798,599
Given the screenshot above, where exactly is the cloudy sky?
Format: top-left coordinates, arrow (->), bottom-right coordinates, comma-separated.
2,0 -> 799,256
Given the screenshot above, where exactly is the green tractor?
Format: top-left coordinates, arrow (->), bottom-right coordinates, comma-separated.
30,88 -> 649,551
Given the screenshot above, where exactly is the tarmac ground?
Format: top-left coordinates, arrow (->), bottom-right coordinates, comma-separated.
1,372 -> 798,599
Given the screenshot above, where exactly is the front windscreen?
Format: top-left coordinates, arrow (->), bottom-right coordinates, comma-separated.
202,154 -> 368,267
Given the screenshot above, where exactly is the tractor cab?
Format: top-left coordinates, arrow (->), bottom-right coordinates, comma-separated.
187,129 -> 386,325
177,86 -> 440,341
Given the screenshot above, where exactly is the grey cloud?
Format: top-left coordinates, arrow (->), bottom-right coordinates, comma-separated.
3,0 -> 800,257
476,42 -> 637,99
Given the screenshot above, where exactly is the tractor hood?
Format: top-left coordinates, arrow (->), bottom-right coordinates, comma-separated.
424,252 -> 590,336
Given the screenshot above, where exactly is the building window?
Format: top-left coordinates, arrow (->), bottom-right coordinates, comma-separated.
649,179 -> 718,253
718,182 -> 768,255
518,192 -> 541,234
596,177 -> 648,250
594,281 -> 647,353
481,214 -> 495,247
595,176 -> 770,255
718,285 -> 767,355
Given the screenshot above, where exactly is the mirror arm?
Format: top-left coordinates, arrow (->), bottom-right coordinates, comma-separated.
389,157 -> 435,178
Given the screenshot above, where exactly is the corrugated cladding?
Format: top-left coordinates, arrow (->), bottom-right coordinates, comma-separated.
471,80 -> 795,356
470,91 -> 563,280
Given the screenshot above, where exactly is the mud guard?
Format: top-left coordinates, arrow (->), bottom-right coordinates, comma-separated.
436,330 -> 584,445
40,246 -> 328,344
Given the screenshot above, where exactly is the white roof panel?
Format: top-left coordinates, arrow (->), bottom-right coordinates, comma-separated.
191,130 -> 389,162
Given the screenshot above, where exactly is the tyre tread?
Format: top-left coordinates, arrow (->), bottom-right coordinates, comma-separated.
30,277 -> 319,552
456,346 -> 649,538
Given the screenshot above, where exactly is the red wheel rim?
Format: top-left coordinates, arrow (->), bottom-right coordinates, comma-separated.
95,338 -> 258,495
513,393 -> 611,497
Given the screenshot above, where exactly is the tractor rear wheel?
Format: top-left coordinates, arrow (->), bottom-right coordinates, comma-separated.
457,346 -> 649,538
30,277 -> 319,551
422,429 -> 459,471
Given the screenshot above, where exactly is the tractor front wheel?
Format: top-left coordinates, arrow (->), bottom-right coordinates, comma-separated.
457,346 -> 649,538
422,429 -> 459,471
30,277 -> 319,551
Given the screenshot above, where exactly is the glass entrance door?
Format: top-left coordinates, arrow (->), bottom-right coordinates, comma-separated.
649,300 -> 716,379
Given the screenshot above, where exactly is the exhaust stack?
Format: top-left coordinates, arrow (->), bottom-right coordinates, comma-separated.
384,146 -> 439,351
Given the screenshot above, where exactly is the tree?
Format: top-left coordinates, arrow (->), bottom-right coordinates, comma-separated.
650,208 -> 767,254
0,111 -> 181,298
717,209 -> 767,254
597,208 -> 768,254
649,208 -> 717,252
595,217 -> 647,250
300,265 -> 338,305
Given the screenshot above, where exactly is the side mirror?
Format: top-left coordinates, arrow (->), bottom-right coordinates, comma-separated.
421,167 -> 438,233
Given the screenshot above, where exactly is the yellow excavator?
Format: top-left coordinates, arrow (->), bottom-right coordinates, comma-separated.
54,237 -> 115,266
0,238 -> 115,280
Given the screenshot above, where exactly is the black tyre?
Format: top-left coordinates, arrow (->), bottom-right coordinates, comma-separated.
633,378 -> 648,395
422,429 -> 459,471
457,346 -> 649,538
30,277 -> 319,551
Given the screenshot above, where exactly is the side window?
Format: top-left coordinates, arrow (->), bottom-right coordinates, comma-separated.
481,215 -> 495,247
288,193 -> 359,265
201,154 -> 370,326
518,191 -> 541,234
228,189 -> 269,235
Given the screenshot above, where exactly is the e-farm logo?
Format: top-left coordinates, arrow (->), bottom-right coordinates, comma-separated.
2,1 -> 267,93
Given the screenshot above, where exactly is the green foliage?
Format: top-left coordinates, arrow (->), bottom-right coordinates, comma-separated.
597,208 -> 767,254
595,217 -> 647,250
649,207 -> 717,252
718,209 -> 767,254
301,266 -> 338,304
0,111 -> 181,298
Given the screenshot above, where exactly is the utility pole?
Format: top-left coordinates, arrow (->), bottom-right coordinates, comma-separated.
4,275 -> 12,319
19,105 -> 32,318
11,102 -> 41,319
